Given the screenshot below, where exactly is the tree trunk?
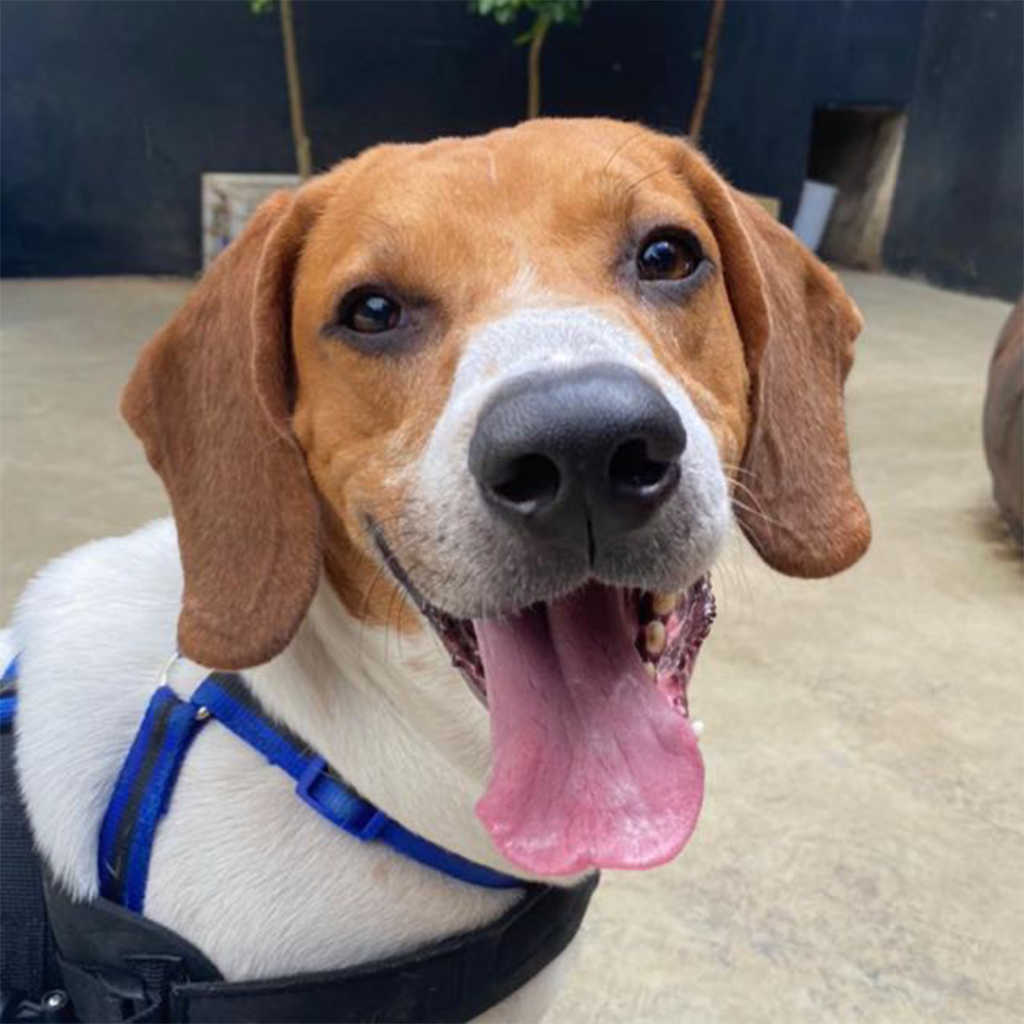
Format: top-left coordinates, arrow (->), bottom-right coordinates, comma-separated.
527,15 -> 551,120
689,0 -> 726,145
279,0 -> 312,179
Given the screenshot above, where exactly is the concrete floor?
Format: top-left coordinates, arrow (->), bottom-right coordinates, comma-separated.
1,273 -> 1021,1022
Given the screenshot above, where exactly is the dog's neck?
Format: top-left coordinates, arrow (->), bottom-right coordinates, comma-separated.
245,578 -> 531,881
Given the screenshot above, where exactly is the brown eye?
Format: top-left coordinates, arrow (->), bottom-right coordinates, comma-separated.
637,234 -> 701,281
341,291 -> 402,333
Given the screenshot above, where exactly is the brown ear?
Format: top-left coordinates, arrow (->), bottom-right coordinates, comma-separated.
122,191 -> 322,668
682,146 -> 871,576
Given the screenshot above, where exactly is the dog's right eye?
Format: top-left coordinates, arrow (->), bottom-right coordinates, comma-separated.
339,290 -> 403,334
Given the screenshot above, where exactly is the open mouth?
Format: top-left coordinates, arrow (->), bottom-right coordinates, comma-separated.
425,580 -> 714,720
373,527 -> 716,876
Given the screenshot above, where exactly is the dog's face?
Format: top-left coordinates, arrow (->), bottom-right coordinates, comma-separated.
123,119 -> 869,876
291,121 -> 751,622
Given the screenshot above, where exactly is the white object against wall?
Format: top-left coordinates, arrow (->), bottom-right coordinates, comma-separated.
201,173 -> 300,270
792,180 -> 839,253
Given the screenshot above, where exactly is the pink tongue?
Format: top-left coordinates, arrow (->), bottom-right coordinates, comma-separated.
474,583 -> 704,876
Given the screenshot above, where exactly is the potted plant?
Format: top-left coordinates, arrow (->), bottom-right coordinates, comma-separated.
203,0 -> 309,268
469,0 -> 589,119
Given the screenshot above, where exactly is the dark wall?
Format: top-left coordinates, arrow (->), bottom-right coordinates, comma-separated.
885,1 -> 1023,301
697,0 -> 926,220
1,0 -> 1016,300
0,1 -> 520,275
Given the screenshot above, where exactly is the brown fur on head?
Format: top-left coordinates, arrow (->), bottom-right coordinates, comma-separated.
122,118 -> 870,670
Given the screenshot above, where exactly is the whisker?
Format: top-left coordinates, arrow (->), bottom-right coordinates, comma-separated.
600,129 -> 648,178
724,476 -> 763,508
622,164 -> 673,200
351,509 -> 418,662
730,496 -> 787,532
721,468 -> 783,530
720,462 -> 760,482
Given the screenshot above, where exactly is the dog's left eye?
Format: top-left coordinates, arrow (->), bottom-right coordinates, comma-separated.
339,291 -> 402,334
637,233 -> 702,281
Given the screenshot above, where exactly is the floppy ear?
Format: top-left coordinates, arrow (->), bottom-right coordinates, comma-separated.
121,191 -> 322,668
681,146 -> 871,577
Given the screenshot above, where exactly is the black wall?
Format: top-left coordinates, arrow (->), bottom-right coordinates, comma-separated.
885,1 -> 1023,300
695,0 -> 926,219
1,0 -> 1019,299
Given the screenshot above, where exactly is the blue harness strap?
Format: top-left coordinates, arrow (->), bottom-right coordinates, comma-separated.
97,671 -> 520,912
0,656 -> 18,727
1,655 -> 18,685
98,687 -> 207,911
3,654 -> 600,1023
191,674 -> 522,890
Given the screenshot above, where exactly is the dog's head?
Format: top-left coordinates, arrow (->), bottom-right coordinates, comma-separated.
124,119 -> 869,875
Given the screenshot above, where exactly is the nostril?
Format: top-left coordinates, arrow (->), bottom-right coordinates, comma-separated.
609,438 -> 676,494
491,453 -> 561,510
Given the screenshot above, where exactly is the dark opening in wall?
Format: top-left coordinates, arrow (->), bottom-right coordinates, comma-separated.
807,105 -> 907,270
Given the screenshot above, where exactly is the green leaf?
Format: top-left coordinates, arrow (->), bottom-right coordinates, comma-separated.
468,0 -> 588,32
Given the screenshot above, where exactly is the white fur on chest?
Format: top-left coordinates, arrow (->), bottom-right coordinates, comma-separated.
11,519 -> 578,1018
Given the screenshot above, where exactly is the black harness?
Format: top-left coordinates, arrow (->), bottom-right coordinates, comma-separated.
0,664 -> 597,1023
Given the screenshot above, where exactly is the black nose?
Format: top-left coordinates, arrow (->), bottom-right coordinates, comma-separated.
468,363 -> 686,552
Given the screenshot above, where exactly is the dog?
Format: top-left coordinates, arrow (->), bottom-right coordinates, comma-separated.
6,118 -> 870,1021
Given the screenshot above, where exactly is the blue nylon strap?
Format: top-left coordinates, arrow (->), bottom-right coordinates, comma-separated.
86,668 -> 520,912
1,654 -> 19,726
193,674 -> 522,890
0,694 -> 15,728
98,686 -> 208,911
191,676 -> 309,778
0,656 -> 16,725
0,655 -> 17,729
1,655 -> 19,686
14,656 -> 519,897
122,697 -> 206,911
